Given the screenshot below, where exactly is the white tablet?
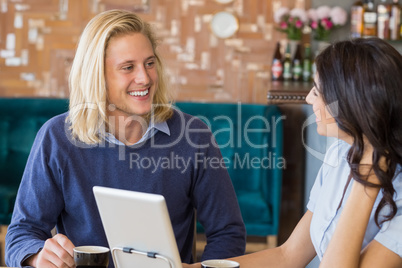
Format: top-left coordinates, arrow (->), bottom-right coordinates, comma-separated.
93,186 -> 183,268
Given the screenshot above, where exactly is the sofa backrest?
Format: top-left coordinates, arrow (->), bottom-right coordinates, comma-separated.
0,98 -> 69,187
175,102 -> 283,236
0,98 -> 69,224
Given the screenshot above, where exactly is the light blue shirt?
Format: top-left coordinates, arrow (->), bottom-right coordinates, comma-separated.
104,121 -> 170,146
307,139 -> 402,260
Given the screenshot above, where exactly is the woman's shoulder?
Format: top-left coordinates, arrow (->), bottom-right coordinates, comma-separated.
327,139 -> 350,153
322,139 -> 350,168
392,165 -> 402,196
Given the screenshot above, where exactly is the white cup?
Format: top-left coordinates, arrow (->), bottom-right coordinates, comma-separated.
201,259 -> 240,268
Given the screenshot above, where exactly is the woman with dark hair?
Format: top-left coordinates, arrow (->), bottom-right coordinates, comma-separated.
185,38 -> 402,267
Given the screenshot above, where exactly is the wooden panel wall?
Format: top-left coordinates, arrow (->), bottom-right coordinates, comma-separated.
0,0 -> 310,103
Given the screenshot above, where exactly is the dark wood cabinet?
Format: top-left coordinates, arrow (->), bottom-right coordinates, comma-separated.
267,82 -> 311,243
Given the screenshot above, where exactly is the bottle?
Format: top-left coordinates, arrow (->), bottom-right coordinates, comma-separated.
311,51 -> 319,82
363,0 -> 378,37
292,44 -> 303,82
390,0 -> 401,40
351,0 -> 364,38
401,9 -> 402,38
271,42 -> 283,81
400,8 -> 402,39
377,0 -> 391,39
302,43 -> 312,82
282,43 -> 292,81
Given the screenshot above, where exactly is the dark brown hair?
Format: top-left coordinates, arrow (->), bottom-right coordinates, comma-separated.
315,38 -> 402,226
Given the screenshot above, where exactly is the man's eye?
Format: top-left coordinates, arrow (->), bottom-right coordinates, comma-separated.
145,61 -> 155,68
122,66 -> 133,71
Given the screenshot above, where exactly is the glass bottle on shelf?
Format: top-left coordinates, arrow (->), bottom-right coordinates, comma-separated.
311,51 -> 319,82
390,0 -> 401,40
401,9 -> 402,38
302,43 -> 312,82
351,0 -> 364,38
282,43 -> 292,82
363,0 -> 378,37
271,42 -> 283,81
292,44 -> 302,82
377,0 -> 391,39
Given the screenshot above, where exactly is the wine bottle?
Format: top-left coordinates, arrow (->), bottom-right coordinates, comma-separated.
302,43 -> 312,82
292,44 -> 303,82
377,0 -> 391,39
400,10 -> 402,39
351,0 -> 364,38
363,0 -> 377,37
271,42 -> 283,81
390,0 -> 401,40
311,51 -> 319,82
282,43 -> 292,81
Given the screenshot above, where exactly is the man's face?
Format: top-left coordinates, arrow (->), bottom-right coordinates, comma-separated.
105,32 -> 158,119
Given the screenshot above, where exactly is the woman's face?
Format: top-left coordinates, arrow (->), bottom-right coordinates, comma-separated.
105,32 -> 158,119
306,74 -> 350,142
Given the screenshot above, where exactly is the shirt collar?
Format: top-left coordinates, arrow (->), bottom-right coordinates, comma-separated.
153,120 -> 170,136
105,120 -> 170,146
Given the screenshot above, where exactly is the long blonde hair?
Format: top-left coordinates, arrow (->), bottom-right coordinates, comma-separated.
67,9 -> 173,144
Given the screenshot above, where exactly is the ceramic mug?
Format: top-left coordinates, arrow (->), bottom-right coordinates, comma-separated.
73,245 -> 110,268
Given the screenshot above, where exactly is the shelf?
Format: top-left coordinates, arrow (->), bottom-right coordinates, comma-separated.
267,81 -> 313,104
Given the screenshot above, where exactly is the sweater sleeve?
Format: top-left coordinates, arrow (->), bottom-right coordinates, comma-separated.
191,137 -> 246,260
5,120 -> 65,267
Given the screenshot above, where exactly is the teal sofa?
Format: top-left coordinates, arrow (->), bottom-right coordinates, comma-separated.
0,99 -> 283,246
175,102 -> 283,245
0,98 -> 70,265
0,98 -> 70,225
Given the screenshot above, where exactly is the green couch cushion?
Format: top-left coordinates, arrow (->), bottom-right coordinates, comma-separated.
236,191 -> 271,224
0,117 -> 56,186
0,98 -> 69,225
176,102 -> 283,237
0,186 -> 17,223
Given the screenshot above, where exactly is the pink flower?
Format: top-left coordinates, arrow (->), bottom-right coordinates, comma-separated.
310,21 -> 318,29
316,5 -> 331,20
309,5 -> 347,40
330,6 -> 347,25
274,6 -> 307,40
274,7 -> 289,23
321,18 -> 333,30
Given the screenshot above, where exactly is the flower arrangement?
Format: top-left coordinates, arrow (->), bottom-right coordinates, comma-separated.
274,7 -> 308,40
308,6 -> 348,41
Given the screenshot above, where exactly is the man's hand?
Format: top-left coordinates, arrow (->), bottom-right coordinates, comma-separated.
24,234 -> 75,268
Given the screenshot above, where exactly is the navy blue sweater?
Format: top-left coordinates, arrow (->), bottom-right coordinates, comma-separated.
6,109 -> 246,267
